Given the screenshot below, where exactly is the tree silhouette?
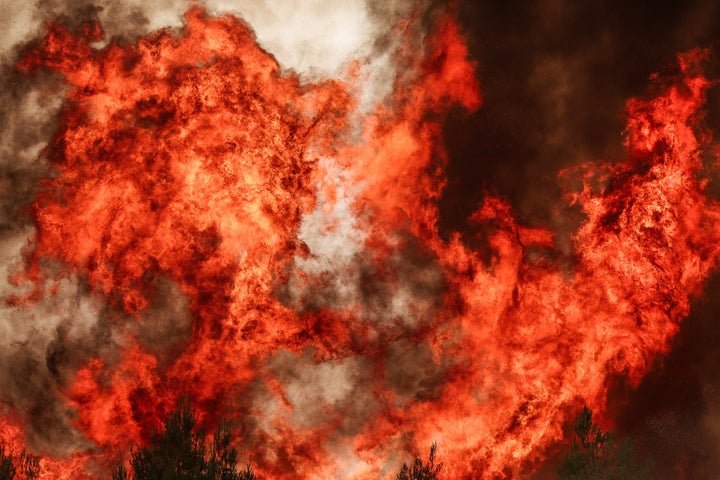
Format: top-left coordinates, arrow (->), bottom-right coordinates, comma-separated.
396,443 -> 442,480
114,402 -> 254,480
0,446 -> 39,480
557,406 -> 653,480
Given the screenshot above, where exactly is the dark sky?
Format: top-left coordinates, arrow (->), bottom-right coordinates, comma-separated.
443,1 -> 720,478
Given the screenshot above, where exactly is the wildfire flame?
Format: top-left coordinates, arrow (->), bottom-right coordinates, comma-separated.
2,3 -> 720,479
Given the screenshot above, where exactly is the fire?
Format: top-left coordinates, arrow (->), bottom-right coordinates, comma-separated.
2,3 -> 720,479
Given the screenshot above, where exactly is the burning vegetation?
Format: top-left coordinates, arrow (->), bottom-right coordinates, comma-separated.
2,1 -> 720,479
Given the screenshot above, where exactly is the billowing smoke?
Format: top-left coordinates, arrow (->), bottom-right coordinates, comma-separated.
2,1 -> 720,479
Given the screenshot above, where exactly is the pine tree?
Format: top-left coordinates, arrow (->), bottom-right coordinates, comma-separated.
557,406 -> 653,480
396,443 -> 442,480
114,402 -> 254,480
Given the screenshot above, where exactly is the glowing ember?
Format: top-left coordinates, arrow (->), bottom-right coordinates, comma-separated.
2,3 -> 720,480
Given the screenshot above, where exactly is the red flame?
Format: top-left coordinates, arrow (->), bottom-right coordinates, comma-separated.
5,5 -> 720,479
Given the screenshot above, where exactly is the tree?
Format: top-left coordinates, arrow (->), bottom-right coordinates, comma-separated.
114,402 -> 254,480
0,446 -> 39,480
557,406 -> 653,480
396,443 -> 442,480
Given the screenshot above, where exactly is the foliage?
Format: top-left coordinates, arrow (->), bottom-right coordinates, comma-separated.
0,446 -> 39,480
397,443 -> 442,480
557,406 -> 653,480
114,402 -> 254,480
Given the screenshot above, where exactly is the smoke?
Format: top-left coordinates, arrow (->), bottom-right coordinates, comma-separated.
0,230 -> 99,455
440,0 -> 720,247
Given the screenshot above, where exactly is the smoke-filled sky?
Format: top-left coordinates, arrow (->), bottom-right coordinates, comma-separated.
3,1 -> 720,479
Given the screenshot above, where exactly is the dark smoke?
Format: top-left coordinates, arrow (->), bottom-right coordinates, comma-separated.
441,0 -> 720,244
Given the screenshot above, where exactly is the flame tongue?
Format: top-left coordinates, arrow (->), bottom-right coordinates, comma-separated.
4,5 -> 720,480
405,50 -> 720,478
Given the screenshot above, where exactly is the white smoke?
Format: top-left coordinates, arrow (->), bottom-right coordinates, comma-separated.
0,0 -> 391,75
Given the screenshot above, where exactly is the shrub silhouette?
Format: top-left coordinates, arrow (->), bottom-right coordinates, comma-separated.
114,402 -> 254,480
397,443 -> 442,480
557,406 -> 653,480
0,446 -> 39,480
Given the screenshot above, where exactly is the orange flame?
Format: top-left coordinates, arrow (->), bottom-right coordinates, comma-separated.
5,5 -> 720,479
